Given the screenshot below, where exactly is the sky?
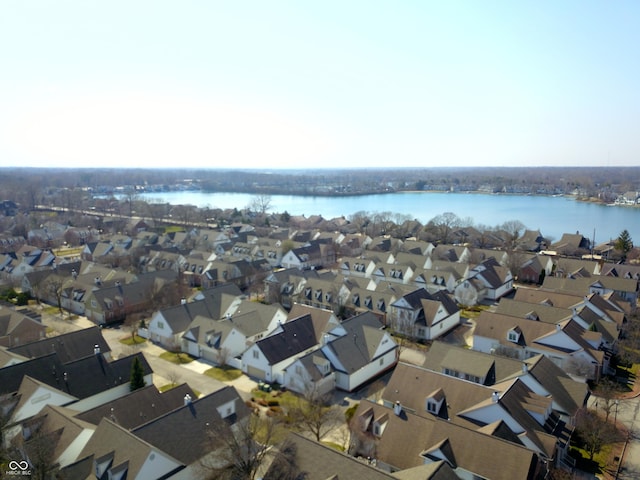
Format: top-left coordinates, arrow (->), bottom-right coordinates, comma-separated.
1,1 -> 639,170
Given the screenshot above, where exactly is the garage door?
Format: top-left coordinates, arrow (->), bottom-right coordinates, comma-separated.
247,365 -> 266,381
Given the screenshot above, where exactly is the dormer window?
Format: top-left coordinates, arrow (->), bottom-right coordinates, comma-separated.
507,328 -> 521,343
324,292 -> 332,302
372,413 -> 389,437
377,299 -> 385,311
425,388 -> 445,416
352,293 -> 360,306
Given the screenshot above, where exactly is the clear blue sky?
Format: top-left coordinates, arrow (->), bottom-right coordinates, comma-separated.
1,1 -> 638,169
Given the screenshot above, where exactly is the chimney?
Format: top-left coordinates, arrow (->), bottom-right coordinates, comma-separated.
181,298 -> 187,305
94,344 -> 101,355
184,393 -> 192,406
393,401 -> 402,416
556,323 -> 561,332
522,363 -> 528,374
491,391 -> 500,403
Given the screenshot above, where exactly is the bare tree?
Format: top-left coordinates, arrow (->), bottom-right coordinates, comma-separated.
250,194 -> 272,216
501,220 -> 526,249
286,386 -> 344,442
593,378 -> 619,423
200,413 -> 284,480
45,277 -> 66,318
429,212 -> 462,244
166,369 -> 181,388
574,407 -> 621,461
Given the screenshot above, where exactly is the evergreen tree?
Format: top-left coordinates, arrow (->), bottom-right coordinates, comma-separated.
615,229 -> 633,260
130,356 -> 145,391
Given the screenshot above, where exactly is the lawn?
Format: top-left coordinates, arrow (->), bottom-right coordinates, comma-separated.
119,335 -> 147,346
203,366 -> 243,381
159,351 -> 195,364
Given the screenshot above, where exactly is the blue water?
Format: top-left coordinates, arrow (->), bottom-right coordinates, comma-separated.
139,191 -> 639,245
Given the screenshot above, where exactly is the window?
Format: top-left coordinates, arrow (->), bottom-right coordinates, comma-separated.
157,321 -> 164,329
295,365 -> 303,375
427,401 -> 437,413
508,331 -> 519,342
379,357 -> 384,366
253,350 -> 259,359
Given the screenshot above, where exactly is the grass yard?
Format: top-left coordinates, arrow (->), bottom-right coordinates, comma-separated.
322,441 -> 344,452
252,388 -> 302,411
119,335 -> 147,346
203,366 -> 243,381
159,351 -> 195,364
159,383 -> 201,397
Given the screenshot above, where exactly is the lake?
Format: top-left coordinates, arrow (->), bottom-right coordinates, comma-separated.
139,191 -> 639,245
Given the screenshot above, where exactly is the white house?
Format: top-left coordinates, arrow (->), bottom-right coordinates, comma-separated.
242,314 -> 319,383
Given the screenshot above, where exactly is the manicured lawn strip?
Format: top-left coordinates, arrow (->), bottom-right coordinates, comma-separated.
323,441 -> 344,451
159,351 -> 195,364
119,335 -> 147,345
203,366 -> 243,381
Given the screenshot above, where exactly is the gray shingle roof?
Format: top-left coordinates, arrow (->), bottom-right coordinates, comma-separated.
8,326 -> 111,363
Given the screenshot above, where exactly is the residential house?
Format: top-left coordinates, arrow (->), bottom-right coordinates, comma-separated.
0,306 -> 47,348
542,276 -> 638,310
339,256 -> 379,278
421,342 -> 588,422
131,386 -> 251,480
264,433 -> 405,480
319,312 -> 398,392
454,257 -> 513,305
495,298 -> 573,325
7,247 -> 57,281
400,239 -> 435,256
241,314 -> 320,383
59,417 -> 184,480
472,311 -> 604,380
281,242 -> 332,270
411,267 -> 459,294
181,301 -> 287,368
553,258 -> 601,278
382,363 -> 565,463
75,383 -> 195,430
84,271 -> 178,325
516,230 -> 547,252
14,404 -> 96,469
7,325 -> 112,362
351,400 -> 544,479
0,352 -> 153,425
263,267 -> 315,307
550,233 -> 591,256
431,244 -> 471,263
516,254 -> 554,284
343,285 -> 396,323
389,288 -> 461,340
